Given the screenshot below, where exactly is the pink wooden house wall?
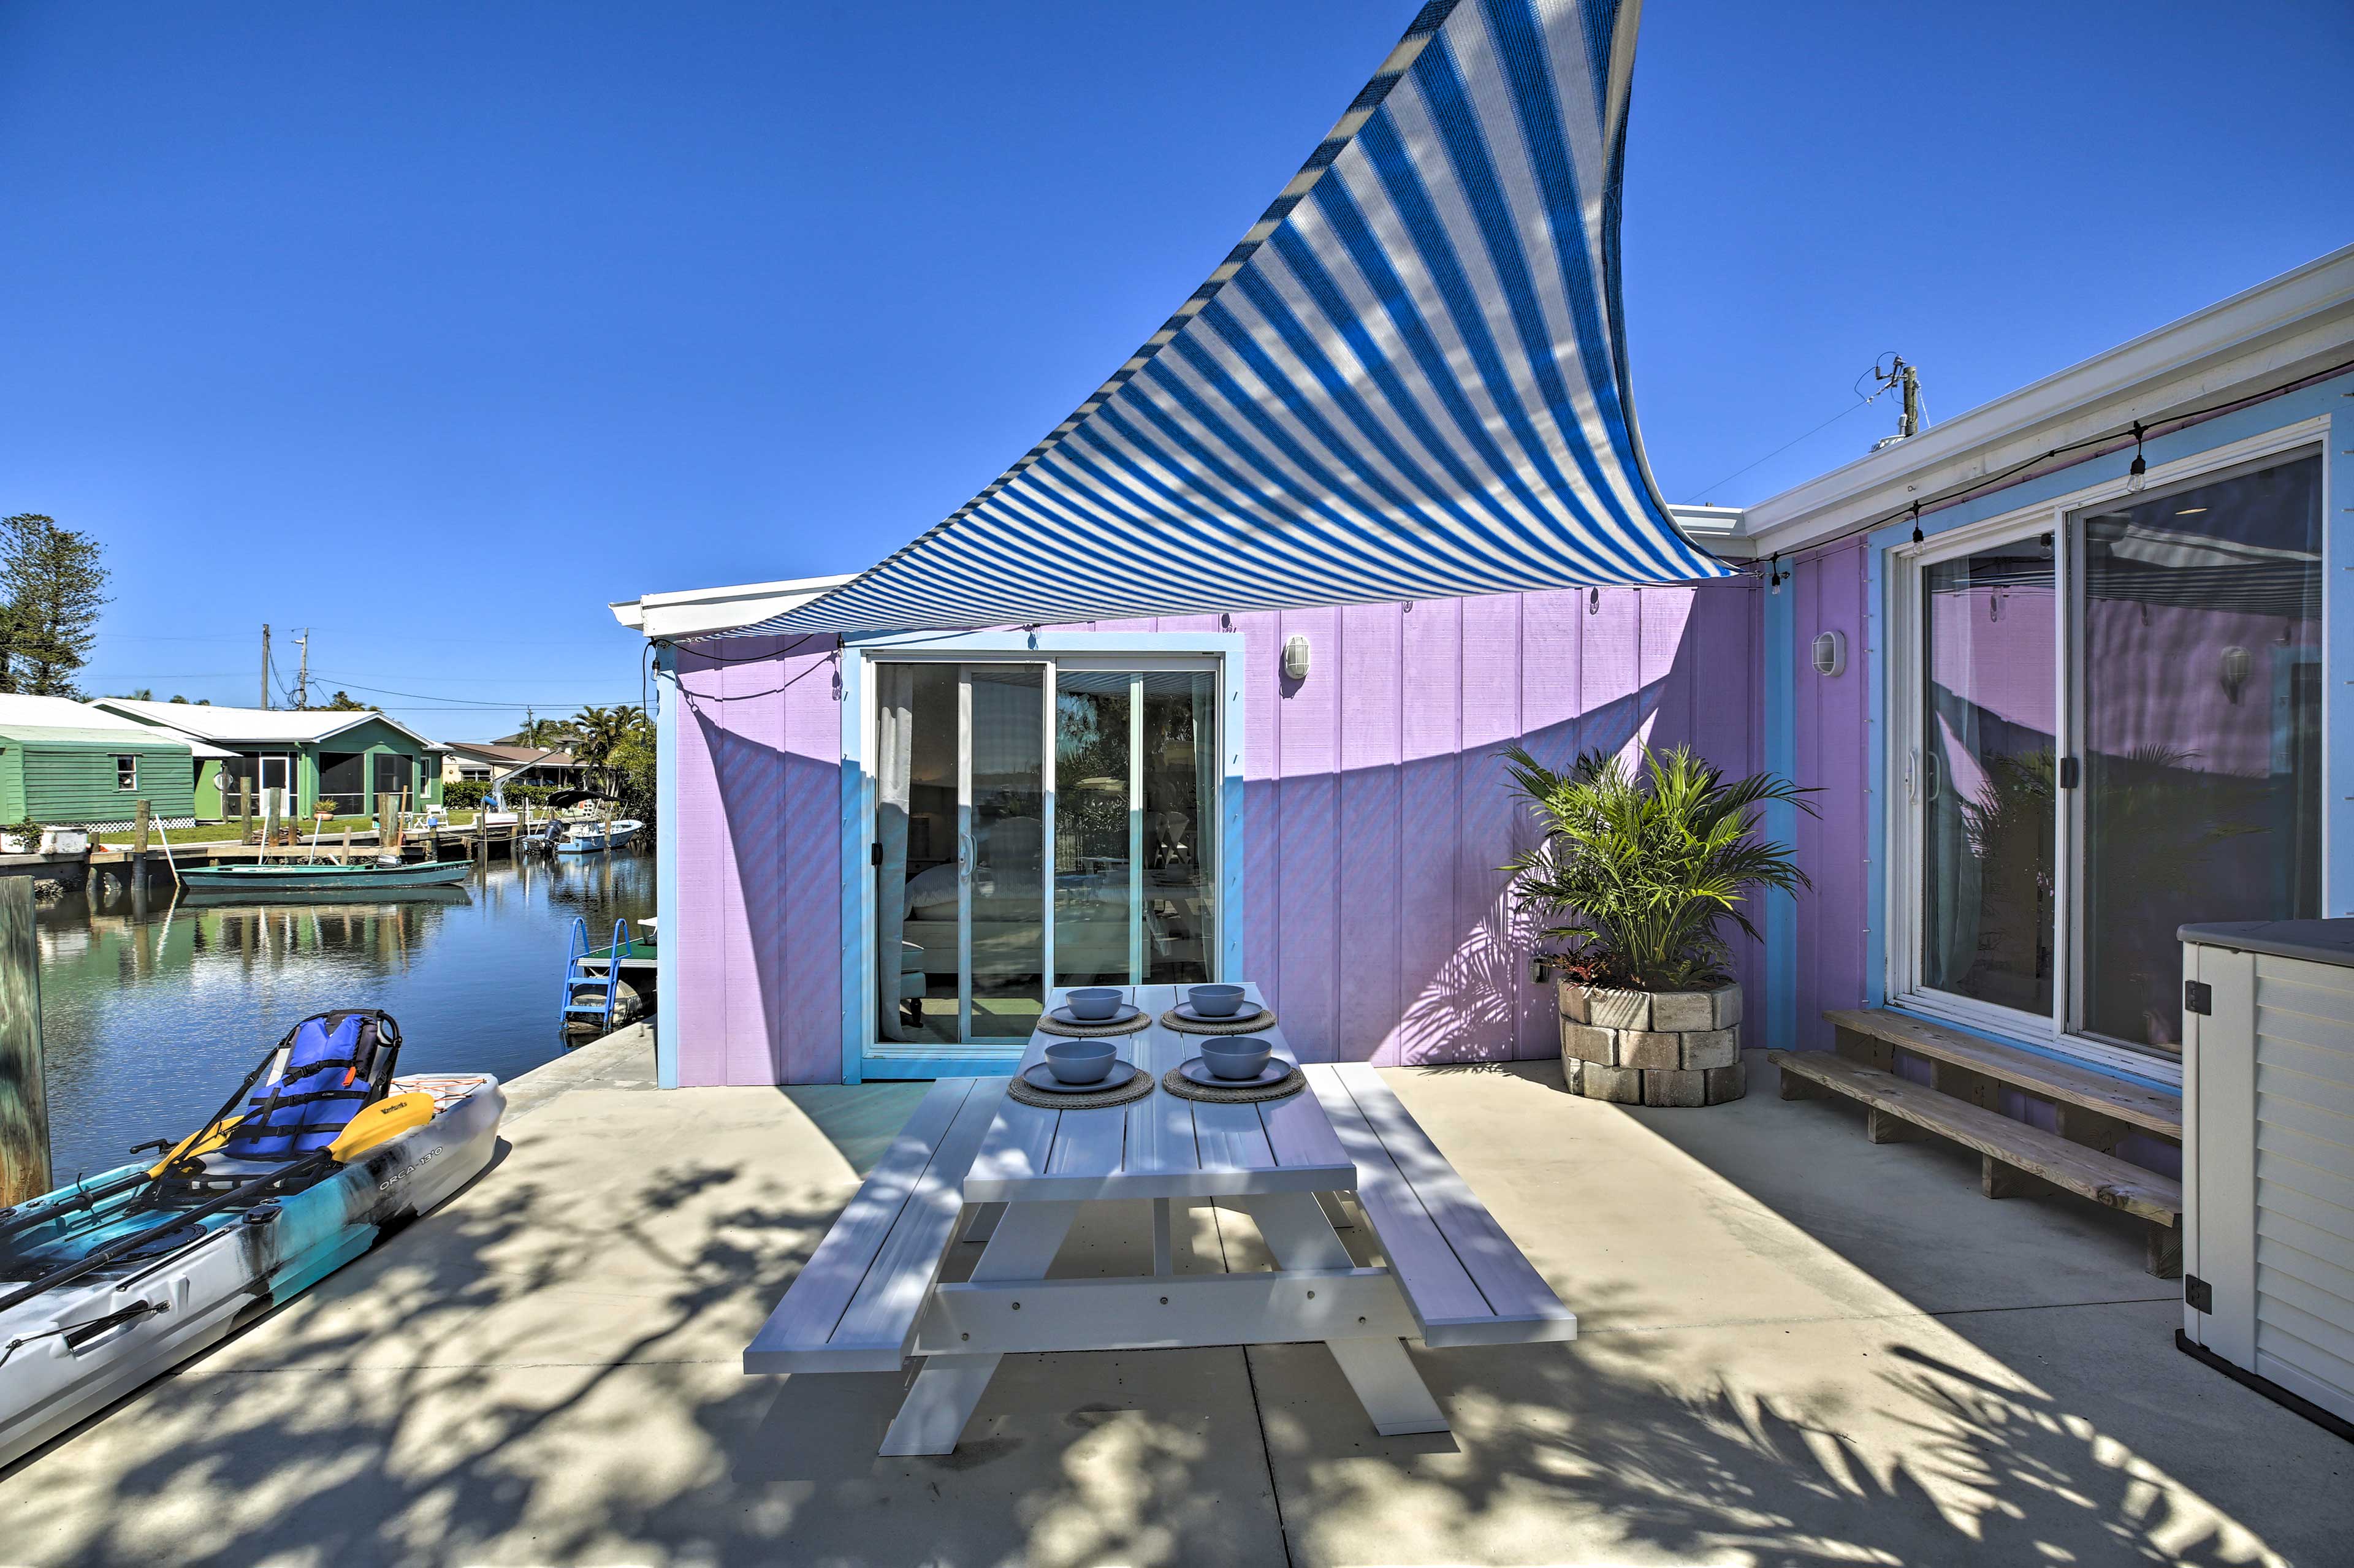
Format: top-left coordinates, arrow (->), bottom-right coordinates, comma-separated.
1782,541 -> 1873,1056
669,581 -> 1764,1087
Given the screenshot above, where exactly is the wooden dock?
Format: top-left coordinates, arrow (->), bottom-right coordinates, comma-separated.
0,817 -> 545,890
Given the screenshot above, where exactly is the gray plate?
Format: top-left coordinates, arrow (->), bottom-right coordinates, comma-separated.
1176,1055 -> 1292,1089
1170,1002 -> 1263,1024
1047,1002 -> 1145,1027
1021,1060 -> 1140,1095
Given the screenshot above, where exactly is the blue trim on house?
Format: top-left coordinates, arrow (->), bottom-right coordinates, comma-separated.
838,645 -> 867,1085
1761,577 -> 1797,1054
652,646 -> 680,1089
836,629 -> 1249,1083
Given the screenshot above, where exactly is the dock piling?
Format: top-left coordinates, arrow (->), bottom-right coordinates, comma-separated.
132,799 -> 151,896
0,876 -> 48,1208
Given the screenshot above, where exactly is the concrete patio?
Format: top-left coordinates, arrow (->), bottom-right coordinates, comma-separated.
1,1027 -> 2342,1566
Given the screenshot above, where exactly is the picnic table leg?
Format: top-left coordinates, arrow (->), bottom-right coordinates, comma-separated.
878,1199 -> 1078,1457
962,1202 -> 1005,1244
1237,1193 -> 1449,1437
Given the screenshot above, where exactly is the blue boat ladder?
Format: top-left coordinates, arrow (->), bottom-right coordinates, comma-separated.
561,917 -> 633,1031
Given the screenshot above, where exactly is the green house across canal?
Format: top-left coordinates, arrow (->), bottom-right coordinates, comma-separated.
91,699 -> 446,821
0,695 -> 233,825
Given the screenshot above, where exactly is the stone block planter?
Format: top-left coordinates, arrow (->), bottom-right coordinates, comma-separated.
1559,980 -> 1745,1106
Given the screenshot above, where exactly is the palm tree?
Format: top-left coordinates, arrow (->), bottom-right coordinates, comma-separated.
1502,742 -> 1817,991
568,704 -> 651,795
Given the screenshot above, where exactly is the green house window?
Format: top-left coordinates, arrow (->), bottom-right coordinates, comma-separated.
115,756 -> 137,792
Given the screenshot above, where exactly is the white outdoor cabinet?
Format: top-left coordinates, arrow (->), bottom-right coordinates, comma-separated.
2181,919 -> 2354,1433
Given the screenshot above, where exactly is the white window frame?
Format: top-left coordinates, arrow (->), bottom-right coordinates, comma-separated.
1886,414 -> 2331,1084
115,755 -> 137,792
840,631 -> 1247,1081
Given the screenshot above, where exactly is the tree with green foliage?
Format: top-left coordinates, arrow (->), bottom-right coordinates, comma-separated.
568,704 -> 655,823
324,690 -> 370,710
0,514 -> 110,696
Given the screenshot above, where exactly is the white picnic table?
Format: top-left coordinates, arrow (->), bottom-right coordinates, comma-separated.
746,983 -> 1577,1456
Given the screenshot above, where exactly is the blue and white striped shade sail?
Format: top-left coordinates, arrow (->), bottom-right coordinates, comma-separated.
748,0 -> 1728,639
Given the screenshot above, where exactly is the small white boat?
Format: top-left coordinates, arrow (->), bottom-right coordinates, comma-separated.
555,818 -> 642,854
0,1012 -> 503,1469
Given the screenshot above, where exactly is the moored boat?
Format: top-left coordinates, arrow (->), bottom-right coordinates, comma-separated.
177,860 -> 473,895
0,1010 -> 503,1469
555,819 -> 642,854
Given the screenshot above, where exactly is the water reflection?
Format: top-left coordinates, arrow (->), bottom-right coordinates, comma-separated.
36,850 -> 654,1183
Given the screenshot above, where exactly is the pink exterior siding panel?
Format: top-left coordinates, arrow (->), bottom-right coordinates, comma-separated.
668,583 -> 1765,1085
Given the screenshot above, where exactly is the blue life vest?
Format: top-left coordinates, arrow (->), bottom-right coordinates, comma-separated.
221,1014 -> 378,1162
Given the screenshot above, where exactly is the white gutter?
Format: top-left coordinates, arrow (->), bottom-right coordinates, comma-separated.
610,574 -> 857,641
1734,243 -> 2354,554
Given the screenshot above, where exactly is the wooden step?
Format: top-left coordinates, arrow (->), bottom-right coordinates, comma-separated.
1770,1050 -> 2183,1261
1825,1008 -> 2180,1141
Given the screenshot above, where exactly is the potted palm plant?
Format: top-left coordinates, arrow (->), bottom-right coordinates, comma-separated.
1503,743 -> 1816,1106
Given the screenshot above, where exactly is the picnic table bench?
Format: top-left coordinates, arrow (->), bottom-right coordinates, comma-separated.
745,984 -> 1575,1455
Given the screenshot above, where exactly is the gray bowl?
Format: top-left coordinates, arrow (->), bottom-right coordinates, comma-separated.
1187,984 -> 1247,1019
1044,1038 -> 1118,1084
1199,1036 -> 1273,1080
1065,987 -> 1124,1021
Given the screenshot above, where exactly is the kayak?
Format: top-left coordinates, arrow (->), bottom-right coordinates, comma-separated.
176,861 -> 473,894
0,1011 -> 503,1470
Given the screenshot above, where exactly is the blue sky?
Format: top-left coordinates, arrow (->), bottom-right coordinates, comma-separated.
4,2 -> 2348,734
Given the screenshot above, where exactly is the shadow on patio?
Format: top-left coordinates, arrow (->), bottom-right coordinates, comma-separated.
0,1052 -> 2334,1566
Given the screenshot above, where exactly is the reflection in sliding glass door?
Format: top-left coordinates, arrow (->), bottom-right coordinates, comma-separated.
967,666 -> 1045,1039
1919,536 -> 2056,1021
874,660 -> 1214,1052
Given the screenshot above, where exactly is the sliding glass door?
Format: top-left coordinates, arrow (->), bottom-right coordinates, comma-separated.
1902,446 -> 2325,1064
872,659 -> 1218,1054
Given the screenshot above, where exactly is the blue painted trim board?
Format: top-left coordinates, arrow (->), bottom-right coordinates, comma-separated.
1761,575 -> 1797,1054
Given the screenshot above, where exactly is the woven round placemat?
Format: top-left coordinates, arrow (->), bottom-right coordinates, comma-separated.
1159,1005 -> 1279,1035
1007,1064 -> 1156,1109
1160,1064 -> 1305,1103
1037,1009 -> 1151,1038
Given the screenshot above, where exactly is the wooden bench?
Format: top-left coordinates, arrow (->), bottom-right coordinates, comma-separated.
1773,1014 -> 2184,1277
1305,1064 -> 1577,1347
744,1077 -> 1007,1373
1824,1008 -> 2182,1148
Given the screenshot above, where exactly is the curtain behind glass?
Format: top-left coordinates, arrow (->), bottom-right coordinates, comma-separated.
2078,454 -> 2323,1054
872,663 -> 917,1043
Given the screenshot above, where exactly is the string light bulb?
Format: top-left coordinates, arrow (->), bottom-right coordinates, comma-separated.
1910,502 -> 1924,547
2125,421 -> 2149,493
1767,553 -> 1783,595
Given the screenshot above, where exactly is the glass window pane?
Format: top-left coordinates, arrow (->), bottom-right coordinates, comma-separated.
2078,455 -> 2323,1056
1141,671 -> 1215,984
874,663 -> 959,1045
1054,672 -> 1133,987
1921,539 -> 2056,1016
969,665 -> 1045,1038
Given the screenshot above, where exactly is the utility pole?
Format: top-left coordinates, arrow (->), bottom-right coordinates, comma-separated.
293,628 -> 310,710
1869,356 -> 1927,449
260,623 -> 272,710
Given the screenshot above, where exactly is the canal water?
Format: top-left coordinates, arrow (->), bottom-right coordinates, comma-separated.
33,848 -> 655,1183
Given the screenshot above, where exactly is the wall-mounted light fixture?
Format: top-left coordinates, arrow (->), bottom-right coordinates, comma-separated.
1282,633 -> 1311,681
2220,644 -> 2251,704
1811,630 -> 1846,678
